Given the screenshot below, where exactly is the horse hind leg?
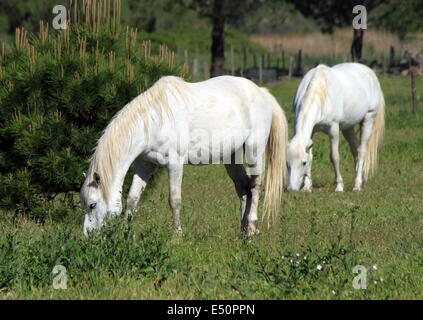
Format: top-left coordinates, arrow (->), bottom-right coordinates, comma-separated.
353,113 -> 375,191
125,158 -> 154,218
246,169 -> 262,236
224,163 -> 258,236
342,127 -> 359,166
244,137 -> 265,236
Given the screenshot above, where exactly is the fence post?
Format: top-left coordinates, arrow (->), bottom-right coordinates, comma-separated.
295,49 -> 303,76
411,67 -> 418,114
389,46 -> 395,67
243,46 -> 248,70
204,62 -> 210,79
192,57 -> 199,80
381,53 -> 386,75
288,56 -> 293,80
230,46 -> 235,75
259,56 -> 263,83
267,52 -> 271,69
184,50 -> 189,72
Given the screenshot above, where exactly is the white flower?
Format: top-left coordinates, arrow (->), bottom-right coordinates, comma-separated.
316,264 -> 323,270
332,290 -> 336,295
296,253 -> 300,257
372,264 -> 378,270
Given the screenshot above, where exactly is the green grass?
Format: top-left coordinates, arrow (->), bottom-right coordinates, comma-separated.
1,76 -> 422,299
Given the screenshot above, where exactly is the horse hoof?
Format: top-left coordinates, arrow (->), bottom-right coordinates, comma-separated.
352,186 -> 361,192
242,223 -> 260,237
171,232 -> 183,244
335,186 -> 344,192
247,229 -> 260,237
247,226 -> 260,237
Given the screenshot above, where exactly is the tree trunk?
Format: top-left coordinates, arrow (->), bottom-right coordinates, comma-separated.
351,29 -> 364,62
210,0 -> 225,77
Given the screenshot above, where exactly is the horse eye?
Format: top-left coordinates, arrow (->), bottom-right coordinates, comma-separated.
302,161 -> 307,166
89,203 -> 96,210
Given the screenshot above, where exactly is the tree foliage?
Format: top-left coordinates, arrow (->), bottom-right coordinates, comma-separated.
372,0 -> 423,39
287,0 -> 384,33
0,1 -> 181,215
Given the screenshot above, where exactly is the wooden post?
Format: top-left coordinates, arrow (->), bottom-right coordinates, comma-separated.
204,62 -> 210,79
184,50 -> 189,72
410,67 -> 418,114
334,42 -> 338,60
192,57 -> 199,80
242,46 -> 247,73
381,53 -> 386,75
288,56 -> 293,79
230,46 -> 235,75
267,52 -> 271,69
389,46 -> 395,67
295,49 -> 303,76
259,56 -> 263,83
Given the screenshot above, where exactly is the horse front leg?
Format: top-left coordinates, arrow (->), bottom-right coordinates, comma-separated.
301,147 -> 313,192
168,162 -> 184,236
329,123 -> 344,192
125,158 -> 154,217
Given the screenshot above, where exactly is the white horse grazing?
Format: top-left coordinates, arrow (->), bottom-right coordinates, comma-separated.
287,63 -> 385,192
80,75 -> 288,237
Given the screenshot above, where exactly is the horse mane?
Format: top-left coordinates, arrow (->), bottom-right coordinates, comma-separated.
298,64 -> 329,117
87,76 -> 189,202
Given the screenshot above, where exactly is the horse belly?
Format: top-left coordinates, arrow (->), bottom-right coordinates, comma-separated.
338,100 -> 373,129
186,127 -> 248,165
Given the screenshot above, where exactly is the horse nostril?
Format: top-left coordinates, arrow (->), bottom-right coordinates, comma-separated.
89,203 -> 96,210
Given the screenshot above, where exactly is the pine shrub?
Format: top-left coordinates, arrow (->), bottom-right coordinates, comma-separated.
0,0 -> 182,215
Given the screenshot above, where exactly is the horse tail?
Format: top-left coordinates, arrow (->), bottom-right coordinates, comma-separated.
363,90 -> 385,180
262,89 -> 288,228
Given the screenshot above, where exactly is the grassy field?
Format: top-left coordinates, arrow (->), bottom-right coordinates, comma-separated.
0,75 -> 422,299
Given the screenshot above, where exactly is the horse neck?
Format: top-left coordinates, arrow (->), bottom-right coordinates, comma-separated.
106,158 -> 133,213
102,119 -> 149,212
294,100 -> 321,141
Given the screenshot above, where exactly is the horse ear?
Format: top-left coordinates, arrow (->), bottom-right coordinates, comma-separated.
93,172 -> 101,184
306,142 -> 313,153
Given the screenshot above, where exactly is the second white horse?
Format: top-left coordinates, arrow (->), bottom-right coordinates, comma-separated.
287,63 -> 385,192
